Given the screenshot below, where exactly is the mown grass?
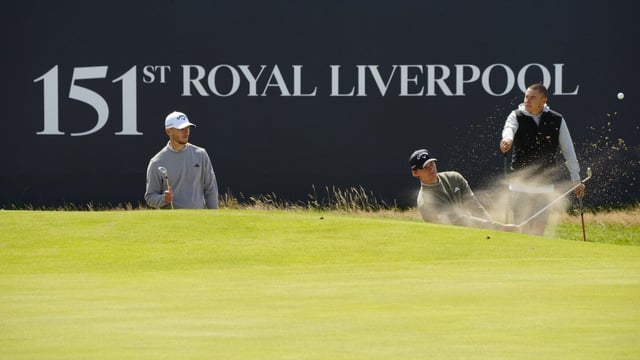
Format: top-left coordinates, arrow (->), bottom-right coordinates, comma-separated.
2,210 -> 640,359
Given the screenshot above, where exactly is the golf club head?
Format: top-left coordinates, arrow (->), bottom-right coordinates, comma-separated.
586,167 -> 592,179
158,166 -> 168,176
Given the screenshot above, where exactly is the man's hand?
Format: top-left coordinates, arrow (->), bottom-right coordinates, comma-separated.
163,188 -> 173,204
500,139 -> 513,154
573,181 -> 585,199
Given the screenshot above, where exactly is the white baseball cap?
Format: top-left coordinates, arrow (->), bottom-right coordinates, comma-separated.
165,111 -> 196,129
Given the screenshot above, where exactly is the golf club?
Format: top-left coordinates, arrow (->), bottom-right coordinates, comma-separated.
579,197 -> 586,241
158,166 -> 174,209
518,167 -> 592,227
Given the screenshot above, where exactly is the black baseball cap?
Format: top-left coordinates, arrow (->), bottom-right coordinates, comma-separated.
409,149 -> 437,170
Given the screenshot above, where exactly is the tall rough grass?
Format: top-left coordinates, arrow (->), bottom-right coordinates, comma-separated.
564,202 -> 640,226
3,187 -> 637,227
308,185 -> 398,212
217,185 -> 399,213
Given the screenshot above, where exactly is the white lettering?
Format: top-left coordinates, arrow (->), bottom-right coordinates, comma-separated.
173,63 -> 576,98
142,66 -> 155,84
399,65 -> 424,96
113,66 -> 142,135
181,65 -> 208,96
367,65 -> 398,96
238,65 -> 267,96
142,65 -> 171,84
330,65 -> 355,96
426,65 -> 453,96
262,65 -> 290,96
34,66 -> 63,135
517,63 -> 551,92
293,65 -> 317,96
208,65 -> 240,97
357,65 -> 367,96
553,63 -> 579,95
69,66 -> 109,136
482,64 -> 515,96
455,64 -> 480,96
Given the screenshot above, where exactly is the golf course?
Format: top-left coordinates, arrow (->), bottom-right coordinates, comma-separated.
2,209 -> 639,359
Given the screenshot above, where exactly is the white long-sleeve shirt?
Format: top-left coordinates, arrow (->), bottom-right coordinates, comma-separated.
502,104 -> 581,181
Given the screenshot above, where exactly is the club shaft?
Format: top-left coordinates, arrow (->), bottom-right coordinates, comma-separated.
504,154 -> 510,223
579,198 -> 586,241
163,174 -> 174,210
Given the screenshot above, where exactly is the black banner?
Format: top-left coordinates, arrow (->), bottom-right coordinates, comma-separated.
2,1 -> 638,208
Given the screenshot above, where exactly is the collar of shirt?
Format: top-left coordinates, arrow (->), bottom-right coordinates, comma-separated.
167,141 -> 188,152
421,178 -> 440,187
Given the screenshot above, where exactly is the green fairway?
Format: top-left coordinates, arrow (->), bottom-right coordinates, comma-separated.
2,210 -> 639,359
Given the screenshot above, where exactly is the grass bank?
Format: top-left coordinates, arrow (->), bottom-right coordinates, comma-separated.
2,210 -> 639,359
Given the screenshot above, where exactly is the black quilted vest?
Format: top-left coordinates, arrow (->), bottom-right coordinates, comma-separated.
511,109 -> 563,175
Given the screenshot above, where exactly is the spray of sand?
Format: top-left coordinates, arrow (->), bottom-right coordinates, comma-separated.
476,165 -> 576,235
446,97 -> 639,236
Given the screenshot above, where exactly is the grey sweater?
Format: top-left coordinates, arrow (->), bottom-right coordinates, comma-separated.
417,171 -> 501,230
145,143 -> 219,209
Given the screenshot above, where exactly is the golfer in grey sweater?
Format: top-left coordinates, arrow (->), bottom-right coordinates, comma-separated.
410,149 -> 519,232
145,111 -> 219,209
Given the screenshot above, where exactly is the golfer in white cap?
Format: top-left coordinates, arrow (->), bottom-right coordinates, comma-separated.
145,111 -> 219,209
410,149 -> 519,232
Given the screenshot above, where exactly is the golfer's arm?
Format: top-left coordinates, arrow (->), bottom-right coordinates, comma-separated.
144,172 -> 167,208
203,176 -> 219,209
201,154 -> 219,209
501,111 -> 519,141
558,119 -> 581,181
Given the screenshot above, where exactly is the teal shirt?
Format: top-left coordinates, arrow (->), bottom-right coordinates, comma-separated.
145,143 -> 219,209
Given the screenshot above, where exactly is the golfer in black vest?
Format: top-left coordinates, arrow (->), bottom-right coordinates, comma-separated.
500,83 -> 585,236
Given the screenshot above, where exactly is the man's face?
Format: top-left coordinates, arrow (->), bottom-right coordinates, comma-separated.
166,126 -> 190,145
412,161 -> 438,184
523,88 -> 547,115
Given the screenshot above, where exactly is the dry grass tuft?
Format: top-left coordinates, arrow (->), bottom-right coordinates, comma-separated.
563,204 -> 640,226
